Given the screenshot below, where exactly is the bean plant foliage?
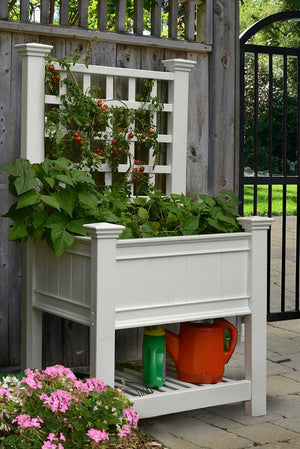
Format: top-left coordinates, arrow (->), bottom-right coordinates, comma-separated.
0,43 -> 241,260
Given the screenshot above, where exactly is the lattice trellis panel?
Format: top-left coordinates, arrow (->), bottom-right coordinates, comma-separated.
16,43 -> 196,194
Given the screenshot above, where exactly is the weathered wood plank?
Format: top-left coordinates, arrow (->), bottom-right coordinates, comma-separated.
20,0 -> 30,22
78,0 -> 89,28
60,0 -> 69,26
40,0 -> 50,25
0,1 -> 8,20
115,0 -> 127,33
0,21 -> 212,53
208,0 -> 238,195
196,0 -> 213,45
185,0 -> 195,42
186,51 -> 209,196
0,189 -> 9,365
134,0 -> 144,35
168,0 -> 178,39
151,0 -> 162,37
8,241 -> 21,366
97,0 -> 108,30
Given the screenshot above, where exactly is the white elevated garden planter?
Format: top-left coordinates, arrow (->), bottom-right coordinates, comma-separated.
24,216 -> 272,418
15,43 -> 273,419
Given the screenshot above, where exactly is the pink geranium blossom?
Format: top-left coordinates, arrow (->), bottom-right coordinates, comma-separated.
12,414 -> 43,428
118,424 -> 132,438
40,389 -> 75,413
0,388 -> 11,397
85,378 -> 107,394
123,407 -> 139,428
43,365 -> 76,380
86,428 -> 109,442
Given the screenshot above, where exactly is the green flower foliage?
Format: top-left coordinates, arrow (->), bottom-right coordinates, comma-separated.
0,158 -> 241,259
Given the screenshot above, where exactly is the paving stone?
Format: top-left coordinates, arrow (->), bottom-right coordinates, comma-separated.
272,416 -> 300,434
205,402 -> 279,426
281,353 -> 300,371
267,395 -> 300,418
183,409 -> 241,430
140,422 -> 205,449
267,359 -> 297,376
228,422 -> 299,445
256,441 -> 300,449
267,375 -> 300,396
142,416 -> 254,449
267,334 -> 300,355
271,321 -> 300,335
267,325 -> 299,339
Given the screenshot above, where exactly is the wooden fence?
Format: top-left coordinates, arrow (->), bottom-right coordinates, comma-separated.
1,0 -> 213,43
0,0 -> 239,369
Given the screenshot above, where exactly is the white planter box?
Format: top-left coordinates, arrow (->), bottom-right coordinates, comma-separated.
23,216 -> 273,419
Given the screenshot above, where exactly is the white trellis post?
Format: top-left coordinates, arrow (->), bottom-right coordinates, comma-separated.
83,223 -> 125,386
162,58 -> 197,195
238,216 -> 273,416
15,43 -> 53,163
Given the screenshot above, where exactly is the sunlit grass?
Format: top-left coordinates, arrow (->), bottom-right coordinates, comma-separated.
243,185 -> 298,216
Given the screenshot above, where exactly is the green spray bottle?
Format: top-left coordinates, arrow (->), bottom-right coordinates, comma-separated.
143,325 -> 166,388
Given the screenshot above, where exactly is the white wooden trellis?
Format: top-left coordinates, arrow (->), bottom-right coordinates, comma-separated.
16,42 -> 196,195
15,42 -> 273,420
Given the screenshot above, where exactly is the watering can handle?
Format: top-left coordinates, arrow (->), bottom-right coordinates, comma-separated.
217,318 -> 238,364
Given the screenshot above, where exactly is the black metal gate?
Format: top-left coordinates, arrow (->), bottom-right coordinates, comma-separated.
239,10 -> 300,321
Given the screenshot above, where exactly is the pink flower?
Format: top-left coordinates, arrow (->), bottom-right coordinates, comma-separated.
12,414 -> 43,428
73,380 -> 89,395
43,365 -> 76,380
0,388 -> 11,397
118,424 -> 132,438
86,428 -> 109,442
85,378 -> 107,394
123,407 -> 139,428
21,369 -> 43,390
42,432 -> 65,449
39,389 -> 74,413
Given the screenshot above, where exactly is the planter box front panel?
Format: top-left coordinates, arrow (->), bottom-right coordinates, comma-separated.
114,233 -> 251,328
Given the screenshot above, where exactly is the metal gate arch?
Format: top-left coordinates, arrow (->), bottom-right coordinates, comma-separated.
239,10 -> 300,321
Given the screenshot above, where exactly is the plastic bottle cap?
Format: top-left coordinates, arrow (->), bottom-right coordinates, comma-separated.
144,325 -> 165,336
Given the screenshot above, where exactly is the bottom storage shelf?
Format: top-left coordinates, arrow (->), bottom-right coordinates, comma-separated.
115,369 -> 251,419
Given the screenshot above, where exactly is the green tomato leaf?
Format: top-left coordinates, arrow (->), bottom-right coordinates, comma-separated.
13,160 -> 38,195
40,194 -> 61,211
133,197 -> 147,206
51,228 -> 75,260
166,213 -> 177,224
99,209 -> 119,223
0,162 -> 18,176
16,189 -> 38,209
44,176 -> 55,188
8,222 -> 28,240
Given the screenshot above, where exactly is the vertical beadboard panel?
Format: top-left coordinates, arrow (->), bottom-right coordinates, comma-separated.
58,253 -> 71,299
70,254 -> 85,303
36,244 -> 48,292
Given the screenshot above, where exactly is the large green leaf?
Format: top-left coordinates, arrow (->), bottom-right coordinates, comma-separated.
13,160 -> 38,195
66,219 -> 88,236
55,190 -> 75,217
182,215 -> 199,232
51,228 -> 75,260
78,192 -> 98,209
56,174 -> 74,186
32,210 -> 48,229
16,190 -> 38,209
199,194 -> 216,207
40,194 -> 61,211
0,162 -> 18,176
8,222 -> 28,240
137,207 -> 149,221
45,211 -> 68,229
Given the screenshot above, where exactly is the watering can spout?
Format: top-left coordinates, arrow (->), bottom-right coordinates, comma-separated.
165,329 -> 180,364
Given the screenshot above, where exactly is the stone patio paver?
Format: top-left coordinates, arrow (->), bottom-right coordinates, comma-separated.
226,422 -> 300,445
267,375 -> 300,396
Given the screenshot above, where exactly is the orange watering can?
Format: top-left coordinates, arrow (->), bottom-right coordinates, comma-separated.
165,318 -> 238,384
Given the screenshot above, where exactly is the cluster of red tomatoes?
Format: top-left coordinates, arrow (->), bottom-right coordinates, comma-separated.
48,64 -> 60,86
